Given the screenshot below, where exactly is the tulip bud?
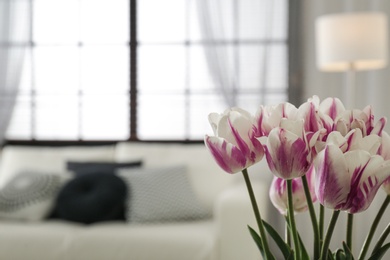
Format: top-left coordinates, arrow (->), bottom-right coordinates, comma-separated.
269,167 -> 316,215
269,176 -> 311,216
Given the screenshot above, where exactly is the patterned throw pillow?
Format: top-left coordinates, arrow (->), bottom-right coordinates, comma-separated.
117,165 -> 210,223
0,171 -> 66,221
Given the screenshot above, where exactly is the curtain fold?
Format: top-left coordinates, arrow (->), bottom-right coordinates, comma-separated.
196,0 -> 238,107
0,0 -> 30,144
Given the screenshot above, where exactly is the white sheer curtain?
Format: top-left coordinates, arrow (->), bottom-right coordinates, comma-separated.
302,0 -> 390,256
196,0 -> 284,108
196,0 -> 239,107
0,0 -> 30,144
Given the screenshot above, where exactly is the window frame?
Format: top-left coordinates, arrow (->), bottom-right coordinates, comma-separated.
4,0 -> 299,146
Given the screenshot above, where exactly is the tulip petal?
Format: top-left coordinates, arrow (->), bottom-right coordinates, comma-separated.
228,111 -> 252,157
339,150 -> 372,212
265,128 -> 309,179
269,177 -> 288,215
208,113 -> 221,135
315,145 -> 349,209
371,117 -> 387,136
344,156 -> 390,213
297,101 -> 321,133
204,135 -> 246,174
379,131 -> 390,160
280,118 -> 304,138
319,97 -> 345,120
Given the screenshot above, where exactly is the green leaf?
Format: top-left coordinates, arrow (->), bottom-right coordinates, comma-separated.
327,249 -> 335,260
334,248 -> 346,260
297,232 -> 310,260
287,252 -> 294,260
342,241 -> 354,260
248,225 -> 265,259
368,242 -> 390,260
262,219 -> 292,259
284,216 -> 309,260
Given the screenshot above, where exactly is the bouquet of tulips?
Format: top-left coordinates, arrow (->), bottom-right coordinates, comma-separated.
204,96 -> 390,260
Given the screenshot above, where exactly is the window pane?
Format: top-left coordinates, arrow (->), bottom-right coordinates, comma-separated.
138,45 -> 186,92
34,46 -> 79,94
33,0 -> 79,44
264,93 -> 288,105
239,45 -> 264,90
81,46 -> 129,94
81,0 -> 129,44
18,50 -> 32,93
81,95 -> 129,140
266,44 -> 288,89
239,0 -> 264,40
189,46 -> 215,90
188,0 -> 202,41
189,94 -> 225,139
239,0 -> 287,40
6,95 -> 31,140
35,95 -> 79,140
271,0 -> 288,40
138,0 -> 186,43
236,94 -> 262,113
138,94 -> 185,140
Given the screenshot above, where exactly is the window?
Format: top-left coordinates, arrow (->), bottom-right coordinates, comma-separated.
6,0 -> 289,142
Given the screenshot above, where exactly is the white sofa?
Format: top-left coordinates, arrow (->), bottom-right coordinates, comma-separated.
0,142 -> 273,260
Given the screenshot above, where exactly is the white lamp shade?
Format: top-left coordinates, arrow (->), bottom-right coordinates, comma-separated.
316,12 -> 388,72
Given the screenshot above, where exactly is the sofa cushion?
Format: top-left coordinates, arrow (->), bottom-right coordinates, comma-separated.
54,172 -> 127,224
66,221 -> 216,260
117,165 -> 210,223
0,171 -> 67,221
67,161 -> 143,175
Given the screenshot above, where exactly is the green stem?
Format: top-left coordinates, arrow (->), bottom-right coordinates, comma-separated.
319,204 -> 325,242
287,179 -> 301,259
346,213 -> 354,251
359,195 -> 390,260
242,169 -> 274,260
372,222 -> 390,254
320,210 -> 340,260
302,175 -> 320,259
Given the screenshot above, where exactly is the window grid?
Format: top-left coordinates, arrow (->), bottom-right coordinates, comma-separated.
6,0 -> 289,143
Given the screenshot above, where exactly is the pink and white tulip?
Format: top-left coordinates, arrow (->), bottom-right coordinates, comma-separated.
262,119 -> 318,179
269,166 -> 317,215
314,143 -> 390,213
204,108 -> 264,174
334,106 -> 386,137
254,102 -> 298,137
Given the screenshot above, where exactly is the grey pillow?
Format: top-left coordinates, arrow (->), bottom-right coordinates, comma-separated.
117,165 -> 210,223
0,171 -> 66,221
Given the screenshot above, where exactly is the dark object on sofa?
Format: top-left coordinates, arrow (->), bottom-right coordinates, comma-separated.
66,161 -> 143,175
54,172 -> 127,224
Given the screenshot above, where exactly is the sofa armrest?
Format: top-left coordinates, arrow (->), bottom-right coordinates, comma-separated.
214,181 -> 269,260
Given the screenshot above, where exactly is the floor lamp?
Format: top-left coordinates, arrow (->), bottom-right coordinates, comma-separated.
315,12 -> 388,109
